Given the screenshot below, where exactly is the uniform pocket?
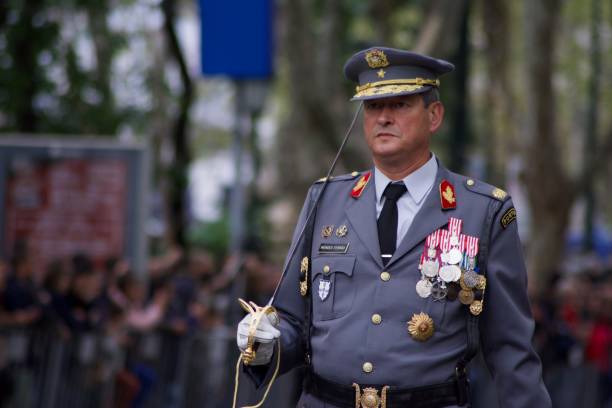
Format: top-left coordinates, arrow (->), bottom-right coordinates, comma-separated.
311,255 -> 356,321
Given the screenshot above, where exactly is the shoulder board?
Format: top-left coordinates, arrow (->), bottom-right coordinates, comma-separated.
314,171 -> 362,184
463,178 -> 510,202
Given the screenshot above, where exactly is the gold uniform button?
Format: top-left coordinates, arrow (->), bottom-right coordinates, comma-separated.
467,179 -> 475,186
362,362 -> 373,373
380,272 -> 390,282
371,314 -> 382,325
323,265 -> 330,274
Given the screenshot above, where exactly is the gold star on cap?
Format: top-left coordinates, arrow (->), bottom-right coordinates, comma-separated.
408,312 -> 434,341
377,69 -> 386,78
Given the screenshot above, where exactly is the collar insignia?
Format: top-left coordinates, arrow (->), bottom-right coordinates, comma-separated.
351,171 -> 371,199
439,179 -> 456,210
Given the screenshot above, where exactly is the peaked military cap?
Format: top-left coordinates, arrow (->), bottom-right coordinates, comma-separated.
344,46 -> 454,101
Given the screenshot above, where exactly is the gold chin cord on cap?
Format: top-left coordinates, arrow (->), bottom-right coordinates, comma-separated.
232,298 -> 281,408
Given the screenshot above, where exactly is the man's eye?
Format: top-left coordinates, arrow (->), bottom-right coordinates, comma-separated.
393,102 -> 407,109
365,103 -> 382,110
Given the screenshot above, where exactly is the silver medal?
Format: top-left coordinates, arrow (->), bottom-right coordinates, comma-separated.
430,281 -> 448,301
318,279 -> 331,301
422,260 -> 439,278
463,270 -> 479,288
416,279 -> 432,298
467,256 -> 476,270
440,251 -> 449,264
439,265 -> 461,282
427,247 -> 437,259
447,248 -> 463,265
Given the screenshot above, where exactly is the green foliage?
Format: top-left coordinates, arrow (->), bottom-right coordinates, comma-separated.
0,0 -> 145,136
188,217 -> 230,261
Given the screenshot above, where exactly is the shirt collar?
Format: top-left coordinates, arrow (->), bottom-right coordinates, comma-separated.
375,153 -> 438,205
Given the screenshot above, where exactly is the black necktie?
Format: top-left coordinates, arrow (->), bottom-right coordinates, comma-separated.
377,182 -> 407,265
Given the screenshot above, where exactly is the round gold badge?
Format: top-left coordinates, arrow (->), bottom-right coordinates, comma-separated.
458,289 -> 475,305
470,300 -> 483,316
476,275 -> 487,290
408,312 -> 434,342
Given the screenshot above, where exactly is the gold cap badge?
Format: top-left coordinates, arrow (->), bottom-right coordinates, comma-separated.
408,312 -> 434,341
365,49 -> 389,69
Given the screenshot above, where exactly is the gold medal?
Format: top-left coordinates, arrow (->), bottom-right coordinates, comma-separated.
335,224 -> 348,237
321,225 -> 333,238
470,300 -> 483,315
458,289 -> 474,305
459,274 -> 470,290
300,257 -> 309,296
300,277 -> 308,296
407,312 -> 434,342
475,275 -> 487,290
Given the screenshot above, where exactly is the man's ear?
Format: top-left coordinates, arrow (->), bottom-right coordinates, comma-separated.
428,101 -> 444,133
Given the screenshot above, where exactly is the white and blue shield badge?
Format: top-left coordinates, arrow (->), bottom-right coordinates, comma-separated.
318,279 -> 331,301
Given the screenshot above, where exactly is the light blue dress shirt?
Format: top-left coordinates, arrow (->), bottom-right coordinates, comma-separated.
375,154 -> 438,247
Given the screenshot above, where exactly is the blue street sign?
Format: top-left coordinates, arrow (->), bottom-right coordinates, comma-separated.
199,0 -> 274,78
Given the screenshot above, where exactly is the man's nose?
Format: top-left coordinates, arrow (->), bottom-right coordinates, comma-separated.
376,105 -> 394,126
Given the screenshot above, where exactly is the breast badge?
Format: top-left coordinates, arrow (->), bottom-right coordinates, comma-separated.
408,312 -> 434,342
318,278 -> 331,301
321,225 -> 334,238
335,224 -> 348,237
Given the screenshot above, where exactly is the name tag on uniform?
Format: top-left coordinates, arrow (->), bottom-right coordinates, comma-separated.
318,243 -> 349,254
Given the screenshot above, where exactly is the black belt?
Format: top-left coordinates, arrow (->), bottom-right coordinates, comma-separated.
306,371 -> 468,408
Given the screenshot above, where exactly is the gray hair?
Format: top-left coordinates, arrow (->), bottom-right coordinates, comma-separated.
421,88 -> 440,107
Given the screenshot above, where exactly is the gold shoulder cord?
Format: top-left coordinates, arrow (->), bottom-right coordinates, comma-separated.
232,299 -> 282,408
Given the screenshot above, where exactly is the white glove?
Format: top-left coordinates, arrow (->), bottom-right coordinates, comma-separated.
237,311 -> 280,366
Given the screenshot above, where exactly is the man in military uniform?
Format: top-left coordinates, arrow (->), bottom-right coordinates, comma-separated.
236,47 -> 551,407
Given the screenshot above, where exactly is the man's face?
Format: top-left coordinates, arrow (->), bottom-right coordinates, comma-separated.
362,93 -> 443,164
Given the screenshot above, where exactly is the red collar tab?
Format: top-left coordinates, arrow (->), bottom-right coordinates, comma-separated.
351,171 -> 371,199
439,179 -> 456,210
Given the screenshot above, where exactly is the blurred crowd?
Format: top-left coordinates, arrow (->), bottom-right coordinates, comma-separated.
0,242 -> 281,408
532,266 -> 612,407
0,240 -> 611,407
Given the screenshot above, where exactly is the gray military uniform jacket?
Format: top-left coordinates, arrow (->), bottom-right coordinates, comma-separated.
247,161 -> 551,408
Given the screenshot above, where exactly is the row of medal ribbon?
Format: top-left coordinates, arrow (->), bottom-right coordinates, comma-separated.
416,217 -> 486,316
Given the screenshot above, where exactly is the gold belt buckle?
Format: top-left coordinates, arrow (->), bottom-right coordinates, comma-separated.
352,383 -> 389,408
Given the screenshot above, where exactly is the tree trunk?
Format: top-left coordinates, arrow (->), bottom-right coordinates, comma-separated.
522,0 -> 573,292
161,0 -> 194,248
481,0 -> 515,186
12,0 -> 44,132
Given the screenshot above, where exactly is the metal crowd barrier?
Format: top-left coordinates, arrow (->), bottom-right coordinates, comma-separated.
0,325 -> 301,408
2,326 -> 604,408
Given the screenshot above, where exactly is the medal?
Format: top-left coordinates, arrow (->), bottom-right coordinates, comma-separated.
408,312 -> 434,341
448,217 -> 463,238
427,247 -> 437,259
300,257 -> 309,296
430,281 -> 448,301
422,260 -> 439,278
463,270 -> 479,288
446,282 -> 460,301
458,289 -> 475,305
439,265 -> 461,282
476,275 -> 487,290
470,300 -> 483,315
321,225 -> 333,238
416,279 -> 432,298
446,248 -> 463,265
335,225 -> 348,237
